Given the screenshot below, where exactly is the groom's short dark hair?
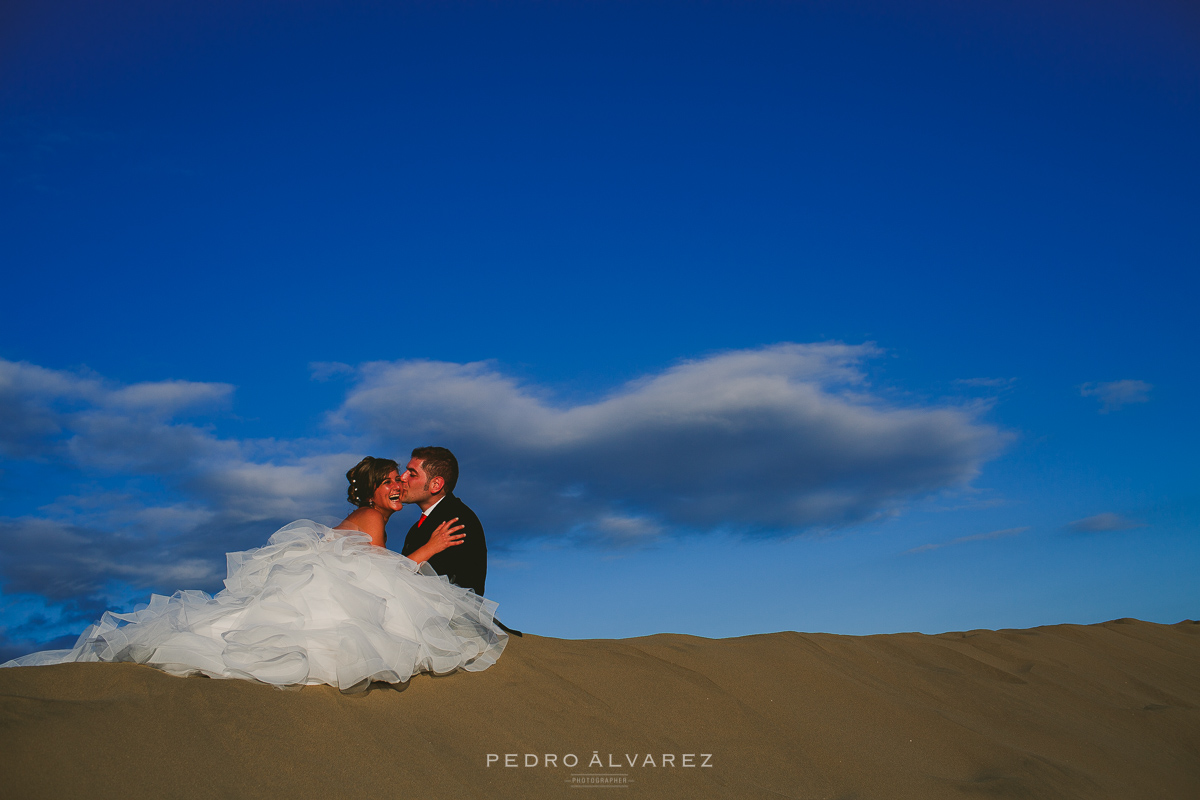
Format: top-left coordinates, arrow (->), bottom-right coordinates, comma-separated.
411,446 -> 459,494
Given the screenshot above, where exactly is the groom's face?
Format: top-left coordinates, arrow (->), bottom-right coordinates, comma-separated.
400,458 -> 434,503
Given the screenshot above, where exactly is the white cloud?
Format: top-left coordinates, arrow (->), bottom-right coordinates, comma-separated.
0,356 -> 355,521
0,357 -> 360,632
335,343 -> 1009,538
0,359 -> 86,457
187,453 -> 358,521
1080,380 -> 1151,413
1066,513 -> 1144,533
0,513 -> 223,638
0,358 -> 234,460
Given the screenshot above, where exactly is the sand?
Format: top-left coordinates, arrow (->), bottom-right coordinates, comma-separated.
2,618 -> 1198,799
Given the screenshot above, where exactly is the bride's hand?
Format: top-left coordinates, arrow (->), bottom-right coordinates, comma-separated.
425,518 -> 466,556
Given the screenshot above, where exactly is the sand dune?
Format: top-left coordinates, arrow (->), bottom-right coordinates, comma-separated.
2,618 -> 1198,799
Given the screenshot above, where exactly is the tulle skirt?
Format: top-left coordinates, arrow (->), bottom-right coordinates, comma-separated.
2,521 -> 507,691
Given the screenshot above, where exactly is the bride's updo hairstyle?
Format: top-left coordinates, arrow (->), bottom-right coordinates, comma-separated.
346,456 -> 400,508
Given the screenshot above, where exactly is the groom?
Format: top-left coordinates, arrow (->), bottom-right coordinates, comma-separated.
398,446 -> 487,597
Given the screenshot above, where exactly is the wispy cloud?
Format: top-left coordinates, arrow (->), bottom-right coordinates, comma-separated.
309,361 -> 355,382
1080,380 -> 1151,413
954,377 -> 1017,389
906,526 -> 1029,554
1065,513 -> 1145,533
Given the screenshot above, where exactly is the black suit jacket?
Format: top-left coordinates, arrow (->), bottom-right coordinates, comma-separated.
399,493 -> 487,597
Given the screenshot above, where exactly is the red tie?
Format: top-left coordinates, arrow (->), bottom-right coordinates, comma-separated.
417,515 -> 427,527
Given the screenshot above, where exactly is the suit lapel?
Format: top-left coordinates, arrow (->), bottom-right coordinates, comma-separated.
414,494 -> 455,536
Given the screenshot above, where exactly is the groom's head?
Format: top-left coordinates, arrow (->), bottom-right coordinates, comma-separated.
401,446 -> 459,508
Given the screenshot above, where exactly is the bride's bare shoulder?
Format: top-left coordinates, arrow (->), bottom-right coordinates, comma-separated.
336,508 -> 387,545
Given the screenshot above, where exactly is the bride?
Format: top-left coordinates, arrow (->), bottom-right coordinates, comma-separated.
1,457 -> 508,691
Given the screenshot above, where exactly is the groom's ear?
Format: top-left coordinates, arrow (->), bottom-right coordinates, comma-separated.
430,475 -> 445,494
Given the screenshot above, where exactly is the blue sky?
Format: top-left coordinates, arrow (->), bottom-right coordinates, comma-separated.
1,0 -> 1196,657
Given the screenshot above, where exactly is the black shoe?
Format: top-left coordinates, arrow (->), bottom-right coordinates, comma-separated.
496,618 -> 523,637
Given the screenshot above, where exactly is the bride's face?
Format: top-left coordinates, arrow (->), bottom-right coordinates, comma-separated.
371,470 -> 404,511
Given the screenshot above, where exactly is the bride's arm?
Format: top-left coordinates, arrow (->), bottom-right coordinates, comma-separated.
407,518 -> 467,564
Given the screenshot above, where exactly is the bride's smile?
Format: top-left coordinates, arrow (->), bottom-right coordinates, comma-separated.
372,470 -> 405,512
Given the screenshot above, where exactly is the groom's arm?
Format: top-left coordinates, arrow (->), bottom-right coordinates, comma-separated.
435,505 -> 487,596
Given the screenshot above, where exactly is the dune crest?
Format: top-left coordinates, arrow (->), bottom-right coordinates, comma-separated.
2,618 -> 1198,799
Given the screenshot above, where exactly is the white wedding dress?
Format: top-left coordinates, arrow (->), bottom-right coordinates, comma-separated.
2,521 -> 507,691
